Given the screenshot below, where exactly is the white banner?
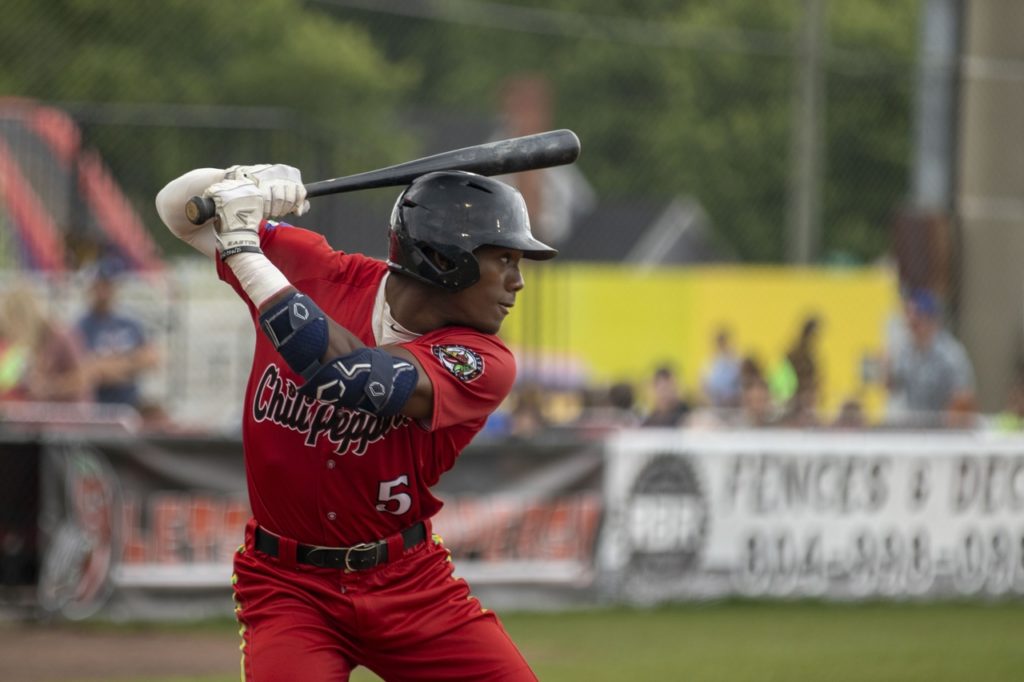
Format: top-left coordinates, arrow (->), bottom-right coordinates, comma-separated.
599,429 -> 1024,602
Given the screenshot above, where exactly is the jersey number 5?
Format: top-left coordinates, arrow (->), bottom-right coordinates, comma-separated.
376,475 -> 412,515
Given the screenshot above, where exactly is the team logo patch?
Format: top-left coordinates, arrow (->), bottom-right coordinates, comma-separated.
432,345 -> 484,382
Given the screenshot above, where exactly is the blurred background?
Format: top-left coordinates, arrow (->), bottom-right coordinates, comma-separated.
1,1 -> 1023,681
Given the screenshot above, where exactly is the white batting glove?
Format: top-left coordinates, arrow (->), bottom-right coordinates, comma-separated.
203,179 -> 264,260
225,164 -> 310,218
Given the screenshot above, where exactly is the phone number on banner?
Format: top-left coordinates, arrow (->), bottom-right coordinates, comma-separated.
732,525 -> 1024,597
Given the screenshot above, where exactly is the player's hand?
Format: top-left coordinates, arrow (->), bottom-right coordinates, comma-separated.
225,164 -> 310,218
203,179 -> 264,258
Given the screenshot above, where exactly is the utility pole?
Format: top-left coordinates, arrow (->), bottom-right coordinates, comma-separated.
787,0 -> 826,264
912,0 -> 959,211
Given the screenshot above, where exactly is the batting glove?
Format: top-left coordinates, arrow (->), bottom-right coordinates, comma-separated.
225,164 -> 310,218
203,179 -> 264,260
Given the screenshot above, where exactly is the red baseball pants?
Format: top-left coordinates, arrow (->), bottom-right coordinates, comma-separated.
232,520 -> 536,681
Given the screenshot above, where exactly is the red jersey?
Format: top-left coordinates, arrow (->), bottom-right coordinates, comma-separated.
218,221 -> 516,546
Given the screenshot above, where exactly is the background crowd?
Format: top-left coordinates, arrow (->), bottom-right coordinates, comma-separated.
0,261 -> 160,428
2,256 -> 1015,438
491,282 -> 1014,440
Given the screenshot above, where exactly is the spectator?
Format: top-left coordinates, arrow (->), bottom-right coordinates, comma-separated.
740,355 -> 765,389
0,324 -> 28,398
0,283 -> 90,402
736,359 -> 777,428
572,381 -> 642,434
607,381 -> 641,425
769,314 -> 822,414
884,289 -> 976,427
641,364 -> 690,427
75,262 -> 159,410
832,397 -> 867,430
879,286 -> 914,415
701,326 -> 742,409
507,383 -> 548,439
779,380 -> 822,428
687,355 -> 779,430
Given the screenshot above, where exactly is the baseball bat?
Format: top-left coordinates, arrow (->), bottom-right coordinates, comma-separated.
185,129 -> 581,225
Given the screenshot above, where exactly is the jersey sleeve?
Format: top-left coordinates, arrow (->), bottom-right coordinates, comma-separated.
216,220 -> 347,311
401,329 -> 517,432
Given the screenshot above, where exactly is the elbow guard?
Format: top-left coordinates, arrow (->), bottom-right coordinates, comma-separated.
259,292 -> 328,380
297,347 -> 418,417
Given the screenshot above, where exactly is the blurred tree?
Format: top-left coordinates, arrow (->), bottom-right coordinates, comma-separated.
0,0 -> 415,254
328,0 -> 920,263
1,0 -> 921,263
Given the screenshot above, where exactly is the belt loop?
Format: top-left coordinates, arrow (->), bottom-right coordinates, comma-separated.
244,518 -> 259,550
277,535 -> 298,568
423,518 -> 433,543
386,531 -> 404,561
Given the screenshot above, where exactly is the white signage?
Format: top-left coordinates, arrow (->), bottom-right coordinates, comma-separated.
599,429 -> 1024,602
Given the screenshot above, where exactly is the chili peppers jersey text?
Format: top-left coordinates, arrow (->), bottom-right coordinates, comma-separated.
217,221 -> 516,547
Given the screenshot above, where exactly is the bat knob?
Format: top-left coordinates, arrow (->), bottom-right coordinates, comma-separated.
186,196 -> 217,225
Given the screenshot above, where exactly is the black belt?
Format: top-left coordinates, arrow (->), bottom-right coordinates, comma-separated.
254,522 -> 427,571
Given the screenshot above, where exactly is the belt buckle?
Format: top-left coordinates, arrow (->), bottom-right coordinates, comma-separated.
344,542 -> 378,572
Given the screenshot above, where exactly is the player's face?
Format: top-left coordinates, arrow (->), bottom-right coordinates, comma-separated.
447,246 -> 525,334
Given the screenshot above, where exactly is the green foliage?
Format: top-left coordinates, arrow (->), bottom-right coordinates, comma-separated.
822,0 -> 921,262
0,0 -> 415,256
1,0 -> 924,263
56,601 -> 1024,682
1,0 -> 410,112
340,0 -> 922,263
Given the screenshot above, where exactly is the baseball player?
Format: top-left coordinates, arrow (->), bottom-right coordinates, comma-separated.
155,164 -> 555,681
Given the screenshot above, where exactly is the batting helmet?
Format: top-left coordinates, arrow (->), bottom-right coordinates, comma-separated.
387,171 -> 557,291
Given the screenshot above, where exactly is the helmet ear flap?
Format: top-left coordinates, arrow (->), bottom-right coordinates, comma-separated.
413,241 -> 479,290
421,245 -> 455,274
390,230 -> 480,291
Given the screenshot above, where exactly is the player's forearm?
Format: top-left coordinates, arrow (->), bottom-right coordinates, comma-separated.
207,175 -> 415,417
89,346 -> 160,382
155,168 -> 225,259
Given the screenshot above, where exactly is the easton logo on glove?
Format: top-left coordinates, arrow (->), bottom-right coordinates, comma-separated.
431,345 -> 483,382
234,208 -> 255,225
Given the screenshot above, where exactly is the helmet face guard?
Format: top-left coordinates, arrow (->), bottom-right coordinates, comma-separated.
387,171 -> 557,291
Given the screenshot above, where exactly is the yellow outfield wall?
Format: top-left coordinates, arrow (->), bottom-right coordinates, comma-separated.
501,262 -> 901,421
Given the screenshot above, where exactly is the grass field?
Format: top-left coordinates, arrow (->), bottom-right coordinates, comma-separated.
41,600 -> 1024,681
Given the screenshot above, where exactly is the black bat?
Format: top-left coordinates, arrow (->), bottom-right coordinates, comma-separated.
185,129 -> 581,225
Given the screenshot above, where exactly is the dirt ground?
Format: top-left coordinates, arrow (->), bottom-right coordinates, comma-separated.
0,621 -> 240,682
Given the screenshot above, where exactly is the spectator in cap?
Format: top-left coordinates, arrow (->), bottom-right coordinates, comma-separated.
75,260 -> 159,410
884,288 -> 976,427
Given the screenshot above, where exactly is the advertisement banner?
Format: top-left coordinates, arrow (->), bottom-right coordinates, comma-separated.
599,429 -> 1024,603
22,432 -> 601,619
14,427 -> 1024,618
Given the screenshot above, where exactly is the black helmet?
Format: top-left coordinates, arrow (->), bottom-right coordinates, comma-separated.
387,171 -> 557,291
